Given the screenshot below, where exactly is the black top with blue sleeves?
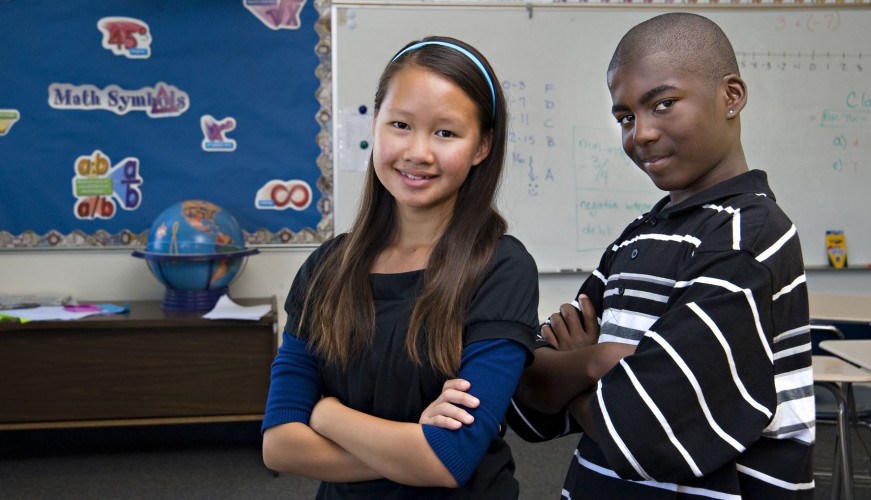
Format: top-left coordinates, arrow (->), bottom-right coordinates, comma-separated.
263,234 -> 539,499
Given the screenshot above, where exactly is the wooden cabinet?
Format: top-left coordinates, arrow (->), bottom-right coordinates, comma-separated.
0,298 -> 277,430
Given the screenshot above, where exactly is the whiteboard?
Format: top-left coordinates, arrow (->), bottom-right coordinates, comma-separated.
332,3 -> 871,271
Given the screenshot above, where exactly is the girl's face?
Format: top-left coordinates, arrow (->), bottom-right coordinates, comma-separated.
372,66 -> 491,220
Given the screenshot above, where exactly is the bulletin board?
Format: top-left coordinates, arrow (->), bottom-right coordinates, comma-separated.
0,0 -> 332,248
332,2 -> 871,270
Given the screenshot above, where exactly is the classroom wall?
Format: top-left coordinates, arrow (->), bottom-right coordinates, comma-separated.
2,250 -> 868,331
4,2 -> 869,327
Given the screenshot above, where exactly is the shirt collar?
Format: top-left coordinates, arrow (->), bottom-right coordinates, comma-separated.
650,170 -> 775,219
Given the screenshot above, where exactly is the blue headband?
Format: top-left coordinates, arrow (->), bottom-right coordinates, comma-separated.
392,41 -> 496,118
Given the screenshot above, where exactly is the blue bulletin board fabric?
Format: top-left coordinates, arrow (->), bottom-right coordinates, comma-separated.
0,0 -> 332,248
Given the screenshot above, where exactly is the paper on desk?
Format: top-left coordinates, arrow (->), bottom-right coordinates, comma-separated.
0,306 -> 102,321
203,295 -> 270,321
64,303 -> 129,315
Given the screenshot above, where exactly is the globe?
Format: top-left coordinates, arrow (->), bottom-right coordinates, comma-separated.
132,200 -> 258,311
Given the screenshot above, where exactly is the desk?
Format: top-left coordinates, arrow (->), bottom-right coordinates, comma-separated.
818,340 -> 871,500
820,340 -> 871,371
0,298 -> 277,430
811,295 -> 871,325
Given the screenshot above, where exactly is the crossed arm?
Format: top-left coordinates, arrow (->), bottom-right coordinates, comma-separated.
261,334 -> 524,487
513,295 -> 635,440
422,295 -> 634,442
262,393 -> 463,486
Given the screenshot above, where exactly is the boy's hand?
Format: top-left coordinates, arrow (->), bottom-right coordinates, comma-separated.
541,294 -> 599,351
419,379 -> 479,430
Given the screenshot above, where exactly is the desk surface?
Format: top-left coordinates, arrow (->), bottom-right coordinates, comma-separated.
813,355 -> 871,383
810,294 -> 871,324
819,340 -> 871,372
0,297 -> 276,331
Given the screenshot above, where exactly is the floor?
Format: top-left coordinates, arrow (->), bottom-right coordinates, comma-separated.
0,420 -> 868,499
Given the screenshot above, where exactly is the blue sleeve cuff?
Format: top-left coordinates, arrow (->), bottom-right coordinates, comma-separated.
261,409 -> 313,431
422,339 -> 526,485
423,423 -> 477,486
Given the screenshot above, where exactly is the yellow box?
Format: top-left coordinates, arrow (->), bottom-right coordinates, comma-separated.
826,230 -> 848,269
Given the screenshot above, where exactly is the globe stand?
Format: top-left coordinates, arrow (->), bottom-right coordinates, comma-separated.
162,287 -> 228,312
132,249 -> 259,311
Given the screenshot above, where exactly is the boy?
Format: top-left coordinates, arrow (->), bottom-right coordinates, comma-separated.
506,12 -> 815,498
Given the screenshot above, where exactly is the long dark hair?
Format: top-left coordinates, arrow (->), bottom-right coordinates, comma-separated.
303,36 -> 509,376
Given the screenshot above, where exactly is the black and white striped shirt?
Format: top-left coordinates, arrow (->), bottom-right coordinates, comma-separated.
509,170 -> 814,499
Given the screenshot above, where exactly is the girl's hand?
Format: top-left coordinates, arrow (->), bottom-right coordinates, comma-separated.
419,379 -> 479,430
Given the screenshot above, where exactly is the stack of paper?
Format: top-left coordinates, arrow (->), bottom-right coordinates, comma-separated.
0,303 -> 129,323
203,295 -> 271,321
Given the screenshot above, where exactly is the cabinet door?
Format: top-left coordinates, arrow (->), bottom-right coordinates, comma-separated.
0,304 -> 276,426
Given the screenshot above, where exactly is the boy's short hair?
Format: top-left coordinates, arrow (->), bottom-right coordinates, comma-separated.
608,13 -> 739,86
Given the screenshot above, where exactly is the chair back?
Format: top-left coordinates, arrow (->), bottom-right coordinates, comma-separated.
811,324 -> 846,355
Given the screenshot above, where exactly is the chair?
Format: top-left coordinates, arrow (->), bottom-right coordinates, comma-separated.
812,324 -> 847,354
812,325 -> 871,500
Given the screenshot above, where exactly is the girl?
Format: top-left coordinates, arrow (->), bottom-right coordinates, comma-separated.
261,36 -> 539,499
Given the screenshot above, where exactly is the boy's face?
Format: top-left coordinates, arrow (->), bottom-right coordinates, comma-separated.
607,52 -> 744,206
